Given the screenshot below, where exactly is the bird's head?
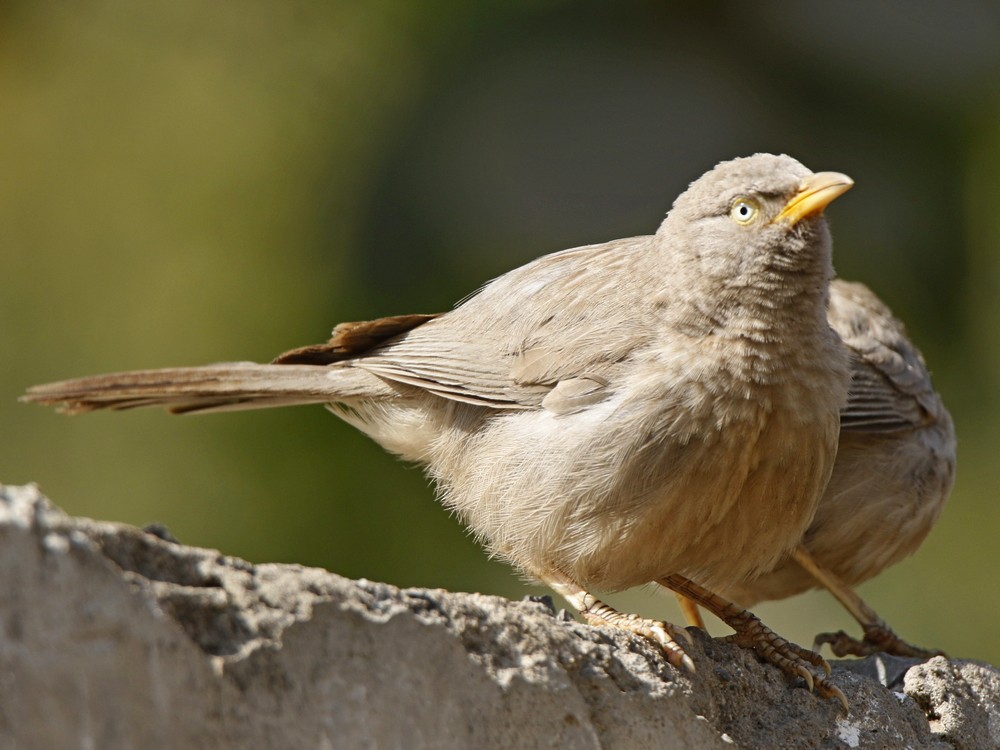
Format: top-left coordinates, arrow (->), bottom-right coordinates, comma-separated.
659,153 -> 853,291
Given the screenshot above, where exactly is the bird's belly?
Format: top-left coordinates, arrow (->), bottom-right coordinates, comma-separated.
560,410 -> 840,592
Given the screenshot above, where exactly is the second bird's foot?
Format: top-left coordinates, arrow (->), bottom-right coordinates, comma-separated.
815,624 -> 945,659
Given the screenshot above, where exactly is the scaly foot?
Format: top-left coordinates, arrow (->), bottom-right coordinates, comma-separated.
546,576 -> 695,672
791,547 -> 945,660
661,574 -> 848,712
815,623 -> 945,659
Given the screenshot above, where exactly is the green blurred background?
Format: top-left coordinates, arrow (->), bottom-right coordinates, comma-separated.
2,2 -> 998,663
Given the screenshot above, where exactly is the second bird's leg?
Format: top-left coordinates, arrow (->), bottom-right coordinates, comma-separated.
674,591 -> 706,629
792,546 -> 944,658
659,574 -> 848,712
545,574 -> 696,672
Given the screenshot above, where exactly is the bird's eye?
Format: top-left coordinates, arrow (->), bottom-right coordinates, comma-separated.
729,198 -> 759,225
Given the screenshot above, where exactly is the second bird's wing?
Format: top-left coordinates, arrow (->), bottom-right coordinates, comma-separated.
829,279 -> 945,433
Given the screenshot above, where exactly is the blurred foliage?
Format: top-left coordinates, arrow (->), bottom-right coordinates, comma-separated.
2,1 -> 999,663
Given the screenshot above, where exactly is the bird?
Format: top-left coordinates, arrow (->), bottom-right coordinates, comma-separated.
675,279 -> 955,658
24,153 -> 854,705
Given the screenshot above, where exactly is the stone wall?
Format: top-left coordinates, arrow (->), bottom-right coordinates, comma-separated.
0,483 -> 996,749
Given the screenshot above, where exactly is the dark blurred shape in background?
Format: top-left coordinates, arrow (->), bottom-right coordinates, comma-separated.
2,1 -> 998,662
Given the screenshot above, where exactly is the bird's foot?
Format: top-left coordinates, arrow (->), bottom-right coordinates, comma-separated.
722,610 -> 848,712
790,546 -> 946,661
546,576 -> 695,672
580,597 -> 696,672
815,624 -> 945,659
660,574 -> 847,711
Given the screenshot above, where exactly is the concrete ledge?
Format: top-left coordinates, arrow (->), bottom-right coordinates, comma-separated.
0,483 -> 996,749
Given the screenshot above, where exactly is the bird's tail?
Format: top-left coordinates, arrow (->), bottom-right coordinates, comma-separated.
21,362 -> 389,415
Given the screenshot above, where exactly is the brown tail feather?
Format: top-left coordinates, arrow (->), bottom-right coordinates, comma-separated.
22,362 -> 393,415
273,313 -> 439,365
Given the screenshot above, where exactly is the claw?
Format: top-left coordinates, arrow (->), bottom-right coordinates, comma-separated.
643,619 -> 697,672
793,641 -> 832,676
818,681 -> 850,714
795,665 -> 815,692
676,650 -> 697,674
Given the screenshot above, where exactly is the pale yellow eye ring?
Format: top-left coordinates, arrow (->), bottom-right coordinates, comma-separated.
729,198 -> 759,225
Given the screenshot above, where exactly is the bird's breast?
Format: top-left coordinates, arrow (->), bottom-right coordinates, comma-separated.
548,337 -> 848,591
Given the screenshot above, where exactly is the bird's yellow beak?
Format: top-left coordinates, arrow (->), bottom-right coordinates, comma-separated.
775,172 -> 854,225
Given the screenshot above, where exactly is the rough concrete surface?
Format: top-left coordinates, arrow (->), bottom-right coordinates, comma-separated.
0,483 -> 997,749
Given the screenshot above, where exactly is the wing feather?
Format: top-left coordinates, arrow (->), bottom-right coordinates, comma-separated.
830,280 -> 941,434
353,237 -> 659,409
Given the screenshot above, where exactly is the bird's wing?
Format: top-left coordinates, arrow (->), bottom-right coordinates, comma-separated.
353,236 -> 660,410
830,279 -> 942,433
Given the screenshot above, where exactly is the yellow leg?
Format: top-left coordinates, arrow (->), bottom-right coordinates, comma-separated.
792,546 -> 944,658
674,592 -> 707,629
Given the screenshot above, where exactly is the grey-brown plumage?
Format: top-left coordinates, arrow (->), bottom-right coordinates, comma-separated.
23,154 -> 854,701
714,278 -> 955,656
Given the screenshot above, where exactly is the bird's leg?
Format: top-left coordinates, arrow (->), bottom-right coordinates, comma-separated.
791,546 -> 944,658
674,592 -> 707,629
545,574 -> 695,672
659,573 -> 848,712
